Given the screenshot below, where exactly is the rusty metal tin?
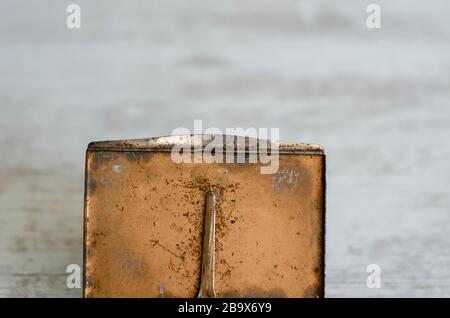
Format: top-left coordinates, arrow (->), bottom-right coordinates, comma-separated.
83,135 -> 325,298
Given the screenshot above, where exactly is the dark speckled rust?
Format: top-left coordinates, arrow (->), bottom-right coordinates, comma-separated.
83,135 -> 325,298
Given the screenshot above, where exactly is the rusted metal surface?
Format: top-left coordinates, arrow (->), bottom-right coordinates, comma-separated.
84,135 -> 325,298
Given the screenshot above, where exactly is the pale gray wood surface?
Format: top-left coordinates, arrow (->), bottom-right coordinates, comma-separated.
1,0 -> 450,297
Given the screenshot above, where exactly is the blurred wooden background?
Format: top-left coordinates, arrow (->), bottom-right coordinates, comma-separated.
1,0 -> 450,297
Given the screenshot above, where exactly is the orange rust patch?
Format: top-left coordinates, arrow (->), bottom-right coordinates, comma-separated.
84,147 -> 325,298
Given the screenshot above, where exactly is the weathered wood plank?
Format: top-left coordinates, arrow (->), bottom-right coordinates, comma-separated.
1,0 -> 450,297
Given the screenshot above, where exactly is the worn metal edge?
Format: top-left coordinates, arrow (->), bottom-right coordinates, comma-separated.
82,151 -> 90,298
320,154 -> 326,298
86,135 -> 324,154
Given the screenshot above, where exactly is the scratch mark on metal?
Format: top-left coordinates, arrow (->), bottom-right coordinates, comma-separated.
198,191 -> 219,298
